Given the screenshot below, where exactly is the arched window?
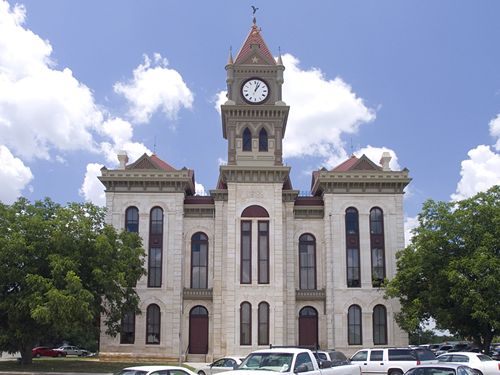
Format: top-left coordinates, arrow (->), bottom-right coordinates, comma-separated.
125,206 -> 139,233
191,232 -> 208,289
241,205 -> 269,285
299,234 -> 316,290
146,304 -> 160,344
373,305 -> 387,345
258,302 -> 269,345
120,311 -> 135,344
240,302 -> 252,345
370,207 -> 385,287
259,128 -> 268,152
148,207 -> 163,287
348,305 -> 362,345
345,207 -> 360,287
243,128 -> 252,151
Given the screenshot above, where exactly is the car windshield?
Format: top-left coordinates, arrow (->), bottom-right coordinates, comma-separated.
117,370 -> 149,375
239,353 -> 294,372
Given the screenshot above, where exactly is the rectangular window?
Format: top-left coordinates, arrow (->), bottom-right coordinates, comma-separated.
258,221 -> 269,284
120,311 -> 135,344
241,221 -> 252,284
191,240 -> 208,288
347,248 -> 360,287
371,248 -> 385,286
148,247 -> 162,287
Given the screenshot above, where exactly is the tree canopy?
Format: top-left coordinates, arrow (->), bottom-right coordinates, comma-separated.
385,185 -> 500,352
0,198 -> 145,364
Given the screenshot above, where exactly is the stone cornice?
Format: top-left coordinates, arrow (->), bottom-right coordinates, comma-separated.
293,206 -> 324,219
219,165 -> 291,184
312,170 -> 411,195
99,168 -> 195,194
183,288 -> 213,301
183,204 -> 215,218
282,190 -> 300,202
295,288 -> 326,301
210,189 -> 228,201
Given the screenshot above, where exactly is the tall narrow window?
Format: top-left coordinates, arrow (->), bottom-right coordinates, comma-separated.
373,305 -> 387,345
125,206 -> 139,233
191,232 -> 208,289
240,302 -> 252,345
241,221 -> 252,284
146,304 -> 160,344
243,128 -> 252,151
348,305 -> 362,345
120,311 -> 135,344
148,207 -> 163,287
258,302 -> 269,345
259,128 -> 268,151
299,234 -> 316,290
345,207 -> 360,287
370,207 -> 385,287
258,221 -> 269,284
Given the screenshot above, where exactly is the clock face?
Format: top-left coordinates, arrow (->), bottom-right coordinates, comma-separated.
241,78 -> 269,104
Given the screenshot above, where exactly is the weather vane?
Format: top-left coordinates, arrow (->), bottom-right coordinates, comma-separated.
251,5 -> 259,25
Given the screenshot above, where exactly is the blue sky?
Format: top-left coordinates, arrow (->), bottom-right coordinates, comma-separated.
1,0 -> 499,240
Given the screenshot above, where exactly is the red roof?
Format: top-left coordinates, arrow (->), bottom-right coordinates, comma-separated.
332,155 -> 359,172
235,22 -> 276,65
150,154 -> 177,172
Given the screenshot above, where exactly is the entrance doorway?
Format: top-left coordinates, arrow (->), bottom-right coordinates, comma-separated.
298,306 -> 318,347
189,306 -> 208,354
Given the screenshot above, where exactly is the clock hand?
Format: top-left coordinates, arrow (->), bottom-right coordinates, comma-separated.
254,82 -> 260,92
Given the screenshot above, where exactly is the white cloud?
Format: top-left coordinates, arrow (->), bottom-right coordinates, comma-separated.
489,114 -> 500,151
281,54 -> 376,159
195,182 -> 206,196
0,145 -> 33,204
79,163 -> 105,206
404,215 -> 419,247
114,53 -> 194,124
451,144 -> 500,201
0,1 -> 103,161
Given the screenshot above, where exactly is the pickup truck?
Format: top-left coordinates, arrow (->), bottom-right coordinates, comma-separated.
228,347 -> 361,375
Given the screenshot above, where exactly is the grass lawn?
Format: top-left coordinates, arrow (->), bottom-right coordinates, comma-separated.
0,357 -> 193,373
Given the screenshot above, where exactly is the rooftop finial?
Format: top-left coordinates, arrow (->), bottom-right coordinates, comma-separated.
251,5 -> 259,25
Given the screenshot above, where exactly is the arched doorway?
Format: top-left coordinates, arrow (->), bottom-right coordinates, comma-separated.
298,306 -> 318,347
189,306 -> 208,354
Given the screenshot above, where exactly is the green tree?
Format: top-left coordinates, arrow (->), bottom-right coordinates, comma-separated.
386,186 -> 500,352
0,198 -> 146,364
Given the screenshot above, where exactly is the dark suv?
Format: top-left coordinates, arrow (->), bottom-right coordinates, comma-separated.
350,347 -> 436,375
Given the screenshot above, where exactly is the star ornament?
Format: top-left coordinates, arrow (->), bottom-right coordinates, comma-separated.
252,56 -> 259,63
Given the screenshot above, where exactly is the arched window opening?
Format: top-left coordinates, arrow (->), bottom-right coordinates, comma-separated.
348,305 -> 362,345
370,207 -> 385,287
146,304 -> 160,344
120,311 -> 135,344
190,305 -> 208,316
299,306 -> 318,317
191,232 -> 208,289
240,302 -> 252,345
241,205 -> 269,217
243,128 -> 252,151
125,206 -> 139,233
148,207 -> 163,287
373,305 -> 387,345
299,234 -> 316,290
345,207 -> 360,287
259,128 -> 268,152
258,302 -> 269,345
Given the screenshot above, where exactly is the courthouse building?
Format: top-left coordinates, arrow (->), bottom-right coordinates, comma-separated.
98,17 -> 411,361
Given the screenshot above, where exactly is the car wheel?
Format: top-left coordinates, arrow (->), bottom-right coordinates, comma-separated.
388,370 -> 403,375
35,354 -> 41,358
57,353 -> 63,357
198,371 -> 206,375
473,370 -> 482,375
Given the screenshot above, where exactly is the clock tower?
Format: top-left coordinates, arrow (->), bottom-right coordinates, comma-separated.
221,17 -> 290,168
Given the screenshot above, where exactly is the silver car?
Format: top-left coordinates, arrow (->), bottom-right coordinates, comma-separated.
57,345 -> 90,356
197,357 -> 245,375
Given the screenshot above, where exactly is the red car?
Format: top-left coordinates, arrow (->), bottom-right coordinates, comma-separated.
32,346 -> 66,358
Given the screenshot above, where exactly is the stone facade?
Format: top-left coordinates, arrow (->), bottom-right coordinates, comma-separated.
98,18 -> 411,361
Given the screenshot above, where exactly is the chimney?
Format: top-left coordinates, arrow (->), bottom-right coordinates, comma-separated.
117,150 -> 129,169
380,152 -> 392,171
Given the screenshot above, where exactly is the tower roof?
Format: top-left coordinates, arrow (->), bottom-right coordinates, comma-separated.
234,19 -> 276,65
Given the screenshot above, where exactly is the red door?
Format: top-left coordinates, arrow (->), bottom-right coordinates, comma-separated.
298,306 -> 318,347
189,306 -> 208,354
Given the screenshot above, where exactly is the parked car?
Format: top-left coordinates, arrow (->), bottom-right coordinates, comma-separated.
350,347 -> 436,375
437,352 -> 500,375
435,345 -> 454,356
197,357 -> 245,375
404,363 -> 477,375
315,350 -> 351,367
56,345 -> 90,356
116,366 -> 198,375
32,346 -> 66,358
